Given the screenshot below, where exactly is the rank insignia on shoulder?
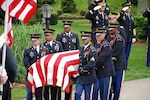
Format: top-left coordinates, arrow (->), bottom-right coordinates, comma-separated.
90,57 -> 95,61
103,44 -> 108,48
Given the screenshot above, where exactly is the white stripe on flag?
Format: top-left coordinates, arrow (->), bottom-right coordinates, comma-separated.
56,54 -> 79,86
18,4 -> 32,21
9,1 -> 24,16
47,53 -> 59,85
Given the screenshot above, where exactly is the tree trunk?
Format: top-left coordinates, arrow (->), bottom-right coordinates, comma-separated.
137,0 -> 150,14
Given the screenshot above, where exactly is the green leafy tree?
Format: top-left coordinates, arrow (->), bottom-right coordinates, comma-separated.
61,0 -> 77,13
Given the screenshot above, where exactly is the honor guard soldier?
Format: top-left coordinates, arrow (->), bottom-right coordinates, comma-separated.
23,33 -> 45,100
88,0 -> 110,15
108,13 -> 126,42
43,28 -> 63,100
0,43 -> 17,100
56,20 -> 80,100
92,28 -> 115,100
117,2 -> 136,69
107,24 -> 126,100
86,1 -> 108,44
143,8 -> 150,67
74,31 -> 97,100
56,20 -> 79,51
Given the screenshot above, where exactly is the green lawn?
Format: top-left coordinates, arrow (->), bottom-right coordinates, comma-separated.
125,45 -> 150,81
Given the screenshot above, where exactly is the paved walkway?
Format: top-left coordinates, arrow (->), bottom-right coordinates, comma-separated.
120,78 -> 150,100
21,78 -> 150,100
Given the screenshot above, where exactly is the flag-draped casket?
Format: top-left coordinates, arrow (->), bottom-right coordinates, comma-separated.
27,50 -> 80,94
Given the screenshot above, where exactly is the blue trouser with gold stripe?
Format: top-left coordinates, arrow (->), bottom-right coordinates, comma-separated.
75,79 -> 93,100
146,37 -> 150,67
109,70 -> 124,100
92,77 -> 110,100
125,42 -> 132,69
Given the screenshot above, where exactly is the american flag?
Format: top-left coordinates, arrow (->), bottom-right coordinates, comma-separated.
0,0 -> 37,47
27,50 -> 80,94
0,0 -> 37,23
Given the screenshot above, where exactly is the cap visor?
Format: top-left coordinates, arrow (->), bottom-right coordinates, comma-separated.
64,25 -> 70,28
96,33 -> 102,36
31,38 -> 38,41
81,37 -> 89,39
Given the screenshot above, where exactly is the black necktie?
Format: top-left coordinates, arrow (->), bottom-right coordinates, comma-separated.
128,14 -> 131,20
100,14 -> 103,19
35,47 -> 38,53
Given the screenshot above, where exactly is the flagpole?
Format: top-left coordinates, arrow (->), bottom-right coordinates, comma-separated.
0,0 -> 9,99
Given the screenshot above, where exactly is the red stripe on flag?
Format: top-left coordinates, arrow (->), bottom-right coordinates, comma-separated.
23,0 -> 36,22
62,59 -> 79,92
0,0 -> 5,7
53,51 -> 79,86
9,0 -> 20,12
65,70 -> 78,92
7,30 -> 13,47
14,1 -> 27,19
35,59 -> 45,86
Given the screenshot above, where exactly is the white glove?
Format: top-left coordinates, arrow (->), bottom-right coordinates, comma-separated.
94,5 -> 102,11
132,38 -> 136,43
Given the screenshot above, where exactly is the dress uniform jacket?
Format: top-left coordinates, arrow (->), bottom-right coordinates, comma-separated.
56,32 -> 79,51
43,40 -> 63,54
108,34 -> 126,71
23,45 -> 45,69
94,39 -> 115,78
117,11 -> 135,43
86,11 -> 108,30
143,9 -> 150,36
0,45 -> 17,100
118,26 -> 126,42
78,45 -> 97,85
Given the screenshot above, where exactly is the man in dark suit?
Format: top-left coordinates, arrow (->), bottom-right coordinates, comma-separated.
74,31 -> 97,100
0,44 -> 17,100
86,2 -> 108,44
23,33 -> 45,100
143,8 -> 150,67
117,2 -> 136,69
92,28 -> 115,100
43,29 -> 63,100
56,20 -> 79,100
107,24 -> 126,100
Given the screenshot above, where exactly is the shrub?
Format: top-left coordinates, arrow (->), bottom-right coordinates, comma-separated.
129,0 -> 138,6
50,14 -> 58,25
16,65 -> 26,83
57,10 -> 63,16
134,15 -> 147,39
61,0 -> 77,13
80,10 -> 86,16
